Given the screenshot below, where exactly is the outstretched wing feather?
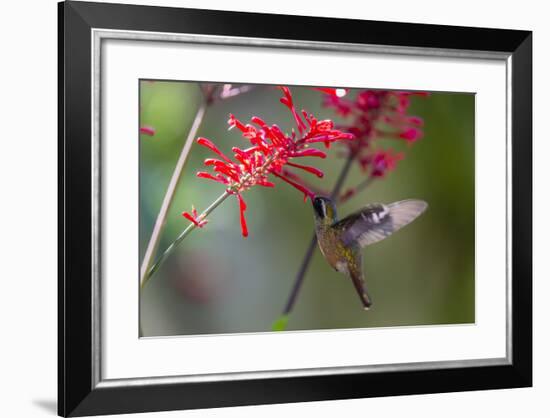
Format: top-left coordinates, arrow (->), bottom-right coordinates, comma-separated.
337,199 -> 427,248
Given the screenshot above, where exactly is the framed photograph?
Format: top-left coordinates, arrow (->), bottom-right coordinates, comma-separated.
58,1 -> 532,416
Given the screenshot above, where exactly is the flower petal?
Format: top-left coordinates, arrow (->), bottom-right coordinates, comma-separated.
197,137 -> 233,163
237,194 -> 248,237
286,162 -> 324,178
140,126 -> 156,136
272,171 -> 314,202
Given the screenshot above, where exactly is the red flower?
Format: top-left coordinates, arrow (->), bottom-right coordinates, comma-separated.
398,127 -> 423,142
182,206 -> 208,228
312,87 -> 349,97
279,86 -> 307,134
196,86 -> 354,237
361,149 -> 404,177
140,125 -> 156,136
237,194 -> 248,237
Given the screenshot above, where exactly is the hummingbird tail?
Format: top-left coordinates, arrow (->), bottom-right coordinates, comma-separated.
349,267 -> 372,310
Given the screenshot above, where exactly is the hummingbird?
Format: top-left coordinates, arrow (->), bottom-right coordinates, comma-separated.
312,196 -> 428,310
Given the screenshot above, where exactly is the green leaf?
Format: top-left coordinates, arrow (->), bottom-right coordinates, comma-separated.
271,315 -> 289,331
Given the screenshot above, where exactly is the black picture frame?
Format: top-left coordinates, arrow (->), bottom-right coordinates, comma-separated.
58,1 -> 532,416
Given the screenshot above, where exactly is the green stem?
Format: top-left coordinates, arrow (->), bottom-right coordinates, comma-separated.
141,191 -> 231,288
142,148 -> 279,288
139,97 -> 208,287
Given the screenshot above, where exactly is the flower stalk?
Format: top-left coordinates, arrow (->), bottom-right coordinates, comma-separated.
142,190 -> 231,288
139,98 -> 208,288
140,84 -> 254,288
145,151 -> 280,286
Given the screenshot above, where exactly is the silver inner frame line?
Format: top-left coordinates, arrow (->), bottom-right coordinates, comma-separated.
91,28 -> 513,389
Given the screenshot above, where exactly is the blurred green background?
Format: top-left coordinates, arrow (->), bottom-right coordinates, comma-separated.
139,81 -> 474,336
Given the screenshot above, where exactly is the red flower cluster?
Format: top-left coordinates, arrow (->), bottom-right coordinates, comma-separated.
192,86 -> 354,237
323,89 -> 427,180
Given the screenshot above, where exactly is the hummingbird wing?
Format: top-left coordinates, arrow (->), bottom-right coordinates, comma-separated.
335,199 -> 428,248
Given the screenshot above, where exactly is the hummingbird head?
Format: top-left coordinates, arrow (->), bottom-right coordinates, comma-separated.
312,196 -> 337,223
